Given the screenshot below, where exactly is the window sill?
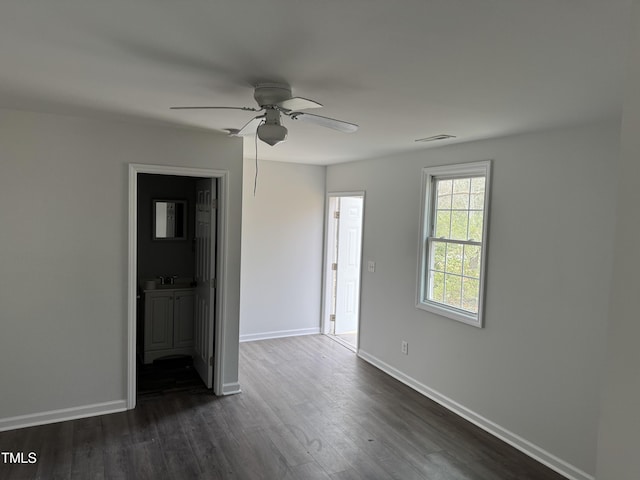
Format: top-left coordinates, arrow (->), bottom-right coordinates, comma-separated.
416,301 -> 483,328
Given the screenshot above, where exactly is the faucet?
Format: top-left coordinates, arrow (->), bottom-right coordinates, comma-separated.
157,275 -> 178,285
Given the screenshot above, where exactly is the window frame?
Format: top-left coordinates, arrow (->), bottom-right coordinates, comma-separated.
416,160 -> 492,327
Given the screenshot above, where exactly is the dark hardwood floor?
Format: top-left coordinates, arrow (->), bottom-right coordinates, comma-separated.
0,335 -> 567,479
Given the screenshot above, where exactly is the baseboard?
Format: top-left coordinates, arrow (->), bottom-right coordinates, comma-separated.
357,350 -> 593,480
0,400 -> 128,432
239,327 -> 320,343
221,382 -> 242,395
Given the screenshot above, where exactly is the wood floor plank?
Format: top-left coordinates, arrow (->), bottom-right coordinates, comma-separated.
414,451 -> 484,480
263,424 -> 315,467
34,422 -> 73,479
1,425 -> 40,480
287,461 -> 333,480
69,445 -> 105,480
281,417 -> 353,475
158,433 -> 202,479
213,431 -> 266,480
181,419 -> 228,479
241,428 -> 292,480
329,467 -> 366,480
377,455 -> 430,480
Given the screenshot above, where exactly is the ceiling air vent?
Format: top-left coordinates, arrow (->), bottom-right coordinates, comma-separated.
415,134 -> 456,142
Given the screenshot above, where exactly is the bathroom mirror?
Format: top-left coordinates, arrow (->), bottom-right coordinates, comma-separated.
153,199 -> 187,240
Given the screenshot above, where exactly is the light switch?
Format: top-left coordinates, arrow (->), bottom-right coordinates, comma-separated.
367,261 -> 376,273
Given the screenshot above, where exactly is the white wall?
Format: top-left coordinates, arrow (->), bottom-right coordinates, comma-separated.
326,122 -> 619,478
0,109 -> 243,424
596,3 -> 640,479
240,158 -> 325,341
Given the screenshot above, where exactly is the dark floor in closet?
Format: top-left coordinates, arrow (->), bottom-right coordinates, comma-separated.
137,355 -> 205,396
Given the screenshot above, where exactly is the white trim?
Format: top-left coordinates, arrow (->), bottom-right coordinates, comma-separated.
239,327 -> 320,343
325,333 -> 357,353
357,350 -> 593,480
320,191 -> 366,349
320,196 -> 339,336
0,400 -> 127,432
213,170 -> 230,397
326,190 -> 367,197
127,166 -> 138,409
128,163 -> 232,407
221,382 -> 242,395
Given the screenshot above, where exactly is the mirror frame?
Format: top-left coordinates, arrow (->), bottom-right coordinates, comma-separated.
152,199 -> 188,241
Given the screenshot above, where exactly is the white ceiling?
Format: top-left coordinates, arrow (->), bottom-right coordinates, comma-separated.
0,0 -> 632,165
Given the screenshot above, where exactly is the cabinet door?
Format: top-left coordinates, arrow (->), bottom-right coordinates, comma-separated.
173,291 -> 195,348
144,292 -> 174,351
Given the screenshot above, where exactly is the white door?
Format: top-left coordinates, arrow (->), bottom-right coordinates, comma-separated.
334,196 -> 364,335
194,178 -> 216,388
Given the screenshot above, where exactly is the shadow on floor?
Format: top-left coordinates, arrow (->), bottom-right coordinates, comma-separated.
137,355 -> 205,397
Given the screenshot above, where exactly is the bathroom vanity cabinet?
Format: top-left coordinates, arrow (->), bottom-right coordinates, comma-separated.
143,287 -> 195,363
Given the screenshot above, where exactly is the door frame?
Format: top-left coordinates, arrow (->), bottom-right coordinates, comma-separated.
321,191 -> 365,351
127,164 -> 229,409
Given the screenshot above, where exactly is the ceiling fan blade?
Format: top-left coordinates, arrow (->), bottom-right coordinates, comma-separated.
276,97 -> 323,111
288,112 -> 358,133
237,116 -> 265,135
170,106 -> 260,111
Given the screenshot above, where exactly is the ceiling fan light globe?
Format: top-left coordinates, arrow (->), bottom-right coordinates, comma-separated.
257,123 -> 288,146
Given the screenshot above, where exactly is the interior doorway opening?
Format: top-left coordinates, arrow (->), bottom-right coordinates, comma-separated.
135,174 -> 217,396
322,193 -> 365,351
128,164 -> 229,409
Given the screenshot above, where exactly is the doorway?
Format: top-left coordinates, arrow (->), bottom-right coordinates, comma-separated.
127,164 -> 229,409
322,193 -> 365,351
134,174 -> 217,396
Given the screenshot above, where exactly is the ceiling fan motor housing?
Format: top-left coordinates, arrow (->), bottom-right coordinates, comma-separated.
253,83 -> 292,107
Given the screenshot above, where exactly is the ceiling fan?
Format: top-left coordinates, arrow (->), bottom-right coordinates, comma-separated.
171,83 -> 358,146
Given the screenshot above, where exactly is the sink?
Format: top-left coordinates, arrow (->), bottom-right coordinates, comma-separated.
143,282 -> 193,291
155,283 -> 192,290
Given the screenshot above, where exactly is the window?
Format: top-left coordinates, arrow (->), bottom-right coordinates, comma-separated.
417,161 -> 491,327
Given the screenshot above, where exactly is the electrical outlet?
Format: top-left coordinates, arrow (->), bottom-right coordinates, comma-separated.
401,341 -> 408,355
367,261 -> 376,273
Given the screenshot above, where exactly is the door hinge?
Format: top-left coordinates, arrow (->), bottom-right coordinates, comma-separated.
211,278 -> 217,288
209,356 -> 213,366
211,199 -> 218,209
330,314 -> 336,322
331,263 -> 338,271
333,210 -> 340,219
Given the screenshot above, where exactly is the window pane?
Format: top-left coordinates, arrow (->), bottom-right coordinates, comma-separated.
468,211 -> 484,241
444,274 -> 462,308
453,178 -> 470,194
445,243 -> 463,275
462,245 -> 481,279
471,177 -> 485,193
436,179 -> 452,210
470,192 -> 485,209
452,193 -> 469,210
435,210 -> 451,238
437,192 -> 452,209
431,241 -> 446,271
450,211 -> 469,240
429,271 -> 445,303
462,278 -> 480,313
